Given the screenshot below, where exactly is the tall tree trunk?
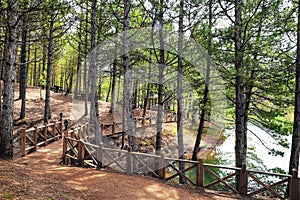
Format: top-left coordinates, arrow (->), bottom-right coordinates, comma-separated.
142,53 -> 151,124
0,24 -> 8,115
74,1 -> 83,98
33,47 -> 37,87
192,0 -> 213,161
287,0 -> 300,197
142,83 -> 150,122
106,72 -> 112,102
42,40 -> 47,86
27,44 -> 30,86
90,0 -> 102,145
156,0 -> 165,156
44,8 -> 55,123
83,2 -> 89,116
177,0 -> 185,184
117,75 -> 121,103
0,0 -> 19,159
124,0 -> 136,152
84,57 -> 88,115
19,13 -> 28,119
29,47 -> 32,86
132,80 -> 138,109
75,47 -> 81,98
234,0 -> 246,192
69,63 -> 73,94
0,32 -> 6,115
110,45 -> 118,114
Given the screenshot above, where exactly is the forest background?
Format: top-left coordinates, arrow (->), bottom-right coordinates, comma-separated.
1,0 -> 300,197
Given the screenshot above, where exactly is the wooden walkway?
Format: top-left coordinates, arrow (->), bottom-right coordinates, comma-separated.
18,140 -> 250,200
18,118 -> 300,200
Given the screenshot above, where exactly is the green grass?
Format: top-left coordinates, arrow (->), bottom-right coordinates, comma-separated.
3,194 -> 13,199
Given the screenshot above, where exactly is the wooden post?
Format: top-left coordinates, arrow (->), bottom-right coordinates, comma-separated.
291,169 -> 299,200
197,159 -> 204,187
59,113 -> 63,136
112,122 -> 115,135
126,150 -> 133,173
59,120 -> 63,137
43,124 -> 48,146
53,122 -> 57,140
97,143 -> 104,168
78,141 -> 85,167
158,153 -> 165,179
239,163 -> 248,195
71,128 -> 75,141
62,130 -> 68,164
33,126 -> 38,151
21,128 -> 26,157
71,128 -> 75,138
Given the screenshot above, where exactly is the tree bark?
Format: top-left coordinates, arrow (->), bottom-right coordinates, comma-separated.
0,0 -> 19,159
44,8 -> 55,123
42,39 -> 47,86
19,13 -> 28,119
142,56 -> 152,124
110,44 -> 118,114
33,47 -> 37,87
124,0 -> 136,152
192,0 -> 213,161
287,0 -> 300,197
132,80 -> 138,109
177,0 -> 185,184
83,2 -> 89,116
90,0 -> 102,145
156,0 -> 165,156
106,72 -> 112,102
234,0 -> 246,192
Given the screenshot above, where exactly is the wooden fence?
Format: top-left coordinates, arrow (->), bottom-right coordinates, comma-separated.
100,112 -> 177,136
20,119 -> 64,157
62,126 -> 300,200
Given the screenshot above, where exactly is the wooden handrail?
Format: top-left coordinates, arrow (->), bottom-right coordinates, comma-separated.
203,163 -> 241,171
60,122 -> 299,200
248,169 -> 292,178
21,118 -> 64,157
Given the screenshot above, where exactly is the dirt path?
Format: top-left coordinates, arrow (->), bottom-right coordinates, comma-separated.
4,86 -> 262,199
0,140 -> 263,200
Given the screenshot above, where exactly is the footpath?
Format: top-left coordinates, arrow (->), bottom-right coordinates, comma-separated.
2,139 -> 259,200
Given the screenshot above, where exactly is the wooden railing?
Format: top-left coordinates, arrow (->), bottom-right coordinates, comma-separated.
62,123 -> 99,167
100,112 -> 177,135
20,119 -> 63,157
62,128 -> 300,200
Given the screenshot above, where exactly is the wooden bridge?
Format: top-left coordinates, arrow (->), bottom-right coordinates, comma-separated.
18,119 -> 300,200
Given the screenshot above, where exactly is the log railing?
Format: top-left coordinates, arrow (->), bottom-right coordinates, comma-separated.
20,119 -> 63,157
62,130 -> 299,200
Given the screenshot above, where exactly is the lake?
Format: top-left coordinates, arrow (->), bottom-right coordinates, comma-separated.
212,124 -> 296,174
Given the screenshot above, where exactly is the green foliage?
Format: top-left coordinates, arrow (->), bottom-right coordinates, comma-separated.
3,194 -> 12,199
6,0 -> 297,174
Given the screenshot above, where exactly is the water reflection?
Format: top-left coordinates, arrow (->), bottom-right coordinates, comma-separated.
214,124 -> 293,173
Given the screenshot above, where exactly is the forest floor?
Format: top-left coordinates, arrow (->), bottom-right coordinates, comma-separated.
0,85 -> 267,199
